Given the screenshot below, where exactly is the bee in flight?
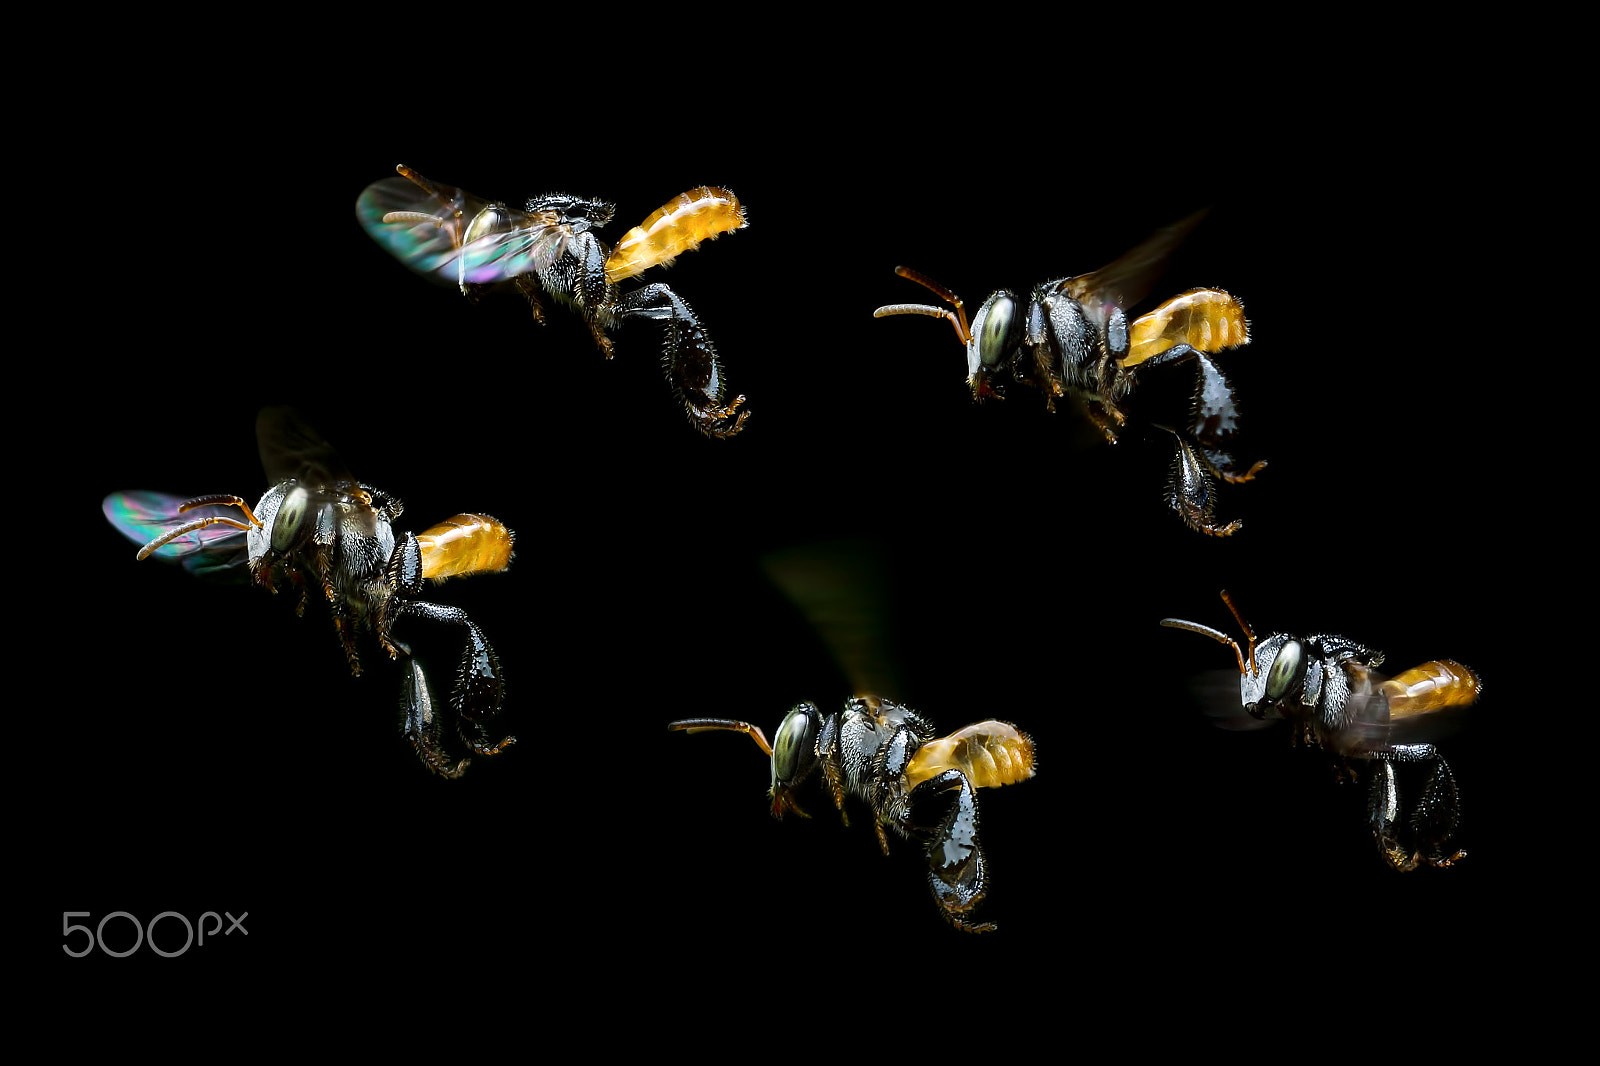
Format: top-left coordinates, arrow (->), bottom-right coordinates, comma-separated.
1162,591 -> 1481,870
670,696 -> 1036,932
104,407 -> 516,777
357,165 -> 750,438
875,212 -> 1263,535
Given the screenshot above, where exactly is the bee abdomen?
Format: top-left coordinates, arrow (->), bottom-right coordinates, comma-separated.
417,514 -> 514,580
1124,288 -> 1249,366
604,187 -> 746,283
1380,660 -> 1482,718
904,721 -> 1036,790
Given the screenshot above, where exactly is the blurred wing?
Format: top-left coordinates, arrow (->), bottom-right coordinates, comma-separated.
761,539 -> 900,699
356,168 -> 571,287
103,491 -> 249,580
1061,209 -> 1208,330
255,405 -> 353,487
1342,660 -> 1480,746
1186,670 -> 1275,732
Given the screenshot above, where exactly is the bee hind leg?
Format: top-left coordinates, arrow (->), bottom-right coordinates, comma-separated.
907,769 -> 995,933
1163,432 -> 1243,536
393,601 -> 513,759
1143,345 -> 1265,484
1368,746 -> 1464,871
615,283 -> 748,438
399,655 -> 469,779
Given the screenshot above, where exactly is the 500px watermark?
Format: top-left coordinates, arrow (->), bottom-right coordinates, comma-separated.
62,911 -> 248,958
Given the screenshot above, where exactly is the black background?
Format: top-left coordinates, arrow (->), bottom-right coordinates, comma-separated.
45,39 -> 1564,1021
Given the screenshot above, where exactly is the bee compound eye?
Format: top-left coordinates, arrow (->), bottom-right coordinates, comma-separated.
270,485 -> 309,554
772,706 -> 819,786
977,294 -> 1015,368
1266,639 -> 1304,701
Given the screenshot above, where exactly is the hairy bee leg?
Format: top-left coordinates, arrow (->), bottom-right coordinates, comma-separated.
1165,433 -> 1242,536
1141,345 -> 1263,483
458,715 -> 517,759
615,283 -> 749,439
393,601 -> 509,743
1081,399 -> 1125,442
400,657 -> 469,779
1369,747 -> 1464,871
510,274 -> 550,327
907,769 -> 995,933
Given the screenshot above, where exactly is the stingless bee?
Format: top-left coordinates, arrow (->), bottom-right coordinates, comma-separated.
357,165 -> 750,438
670,696 -> 1036,932
103,407 -> 515,778
874,212 -> 1263,534
1161,591 -> 1481,870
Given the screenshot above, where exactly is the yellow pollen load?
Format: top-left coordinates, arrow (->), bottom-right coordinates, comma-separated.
1379,660 -> 1481,719
1122,288 -> 1248,367
604,187 -> 746,284
417,514 -> 514,580
903,721 -> 1036,790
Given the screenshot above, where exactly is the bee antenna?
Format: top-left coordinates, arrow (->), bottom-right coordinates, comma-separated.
667,718 -> 774,758
1218,590 -> 1258,675
1159,615 -> 1250,677
873,266 -> 972,346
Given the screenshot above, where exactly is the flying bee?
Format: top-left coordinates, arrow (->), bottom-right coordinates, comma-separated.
670,696 -> 1036,933
874,211 -> 1263,535
103,407 -> 515,778
357,165 -> 750,438
1161,591 -> 1482,870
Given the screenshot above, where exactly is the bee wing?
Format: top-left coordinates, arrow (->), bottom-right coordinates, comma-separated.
356,171 -> 571,287
1185,670 -> 1277,732
1344,660 -> 1481,746
255,405 -> 354,487
254,407 -> 382,539
761,540 -> 902,700
103,491 -> 249,580
1059,209 -> 1208,331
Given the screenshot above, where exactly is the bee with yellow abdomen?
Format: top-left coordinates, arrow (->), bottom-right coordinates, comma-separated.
669,696 -> 1036,933
103,407 -> 516,778
358,165 -> 750,438
1162,591 -> 1482,871
875,211 -> 1263,534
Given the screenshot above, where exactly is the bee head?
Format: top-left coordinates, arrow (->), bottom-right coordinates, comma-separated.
769,702 -> 822,819
966,289 -> 1022,397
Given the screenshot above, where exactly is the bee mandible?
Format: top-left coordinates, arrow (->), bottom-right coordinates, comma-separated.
1161,591 -> 1481,870
670,696 -> 1036,933
875,212 -> 1263,534
104,407 -> 516,778
358,165 -> 750,438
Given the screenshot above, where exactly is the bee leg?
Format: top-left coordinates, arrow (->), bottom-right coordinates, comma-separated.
399,654 -> 469,779
380,534 -> 425,660
1163,432 -> 1243,536
906,769 -> 995,933
510,274 -> 549,326
614,283 -> 749,439
392,601 -> 512,757
1143,345 -> 1264,483
1368,746 -> 1464,871
1083,400 -> 1125,443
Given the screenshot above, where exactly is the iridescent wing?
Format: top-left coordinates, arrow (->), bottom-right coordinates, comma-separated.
356,165 -> 573,290
103,490 -> 249,580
